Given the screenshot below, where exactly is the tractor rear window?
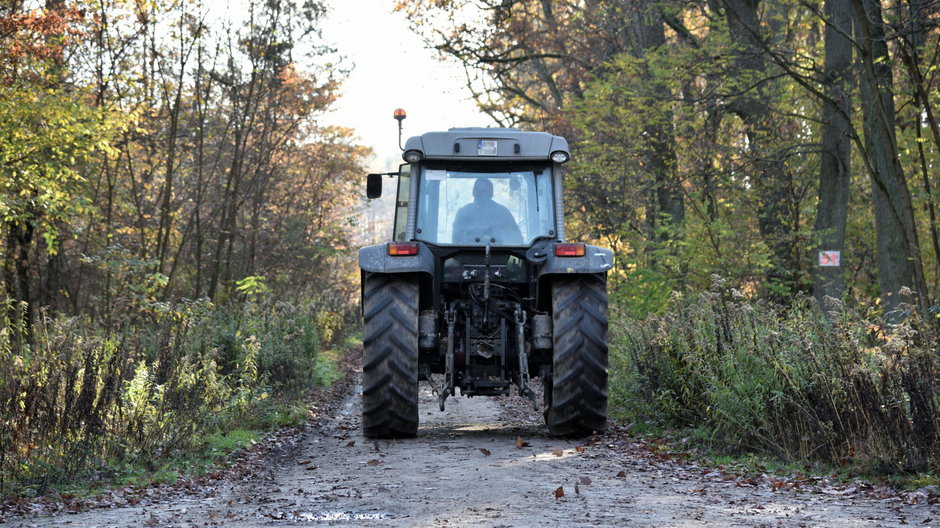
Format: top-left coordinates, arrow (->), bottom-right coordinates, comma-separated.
415,164 -> 555,246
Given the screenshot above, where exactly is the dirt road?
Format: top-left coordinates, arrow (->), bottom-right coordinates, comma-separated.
11,375 -> 939,527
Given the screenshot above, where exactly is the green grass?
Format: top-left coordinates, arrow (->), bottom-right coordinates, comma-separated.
204,428 -> 260,454
313,350 -> 343,387
48,426 -> 275,499
903,474 -> 940,489
313,333 -> 360,388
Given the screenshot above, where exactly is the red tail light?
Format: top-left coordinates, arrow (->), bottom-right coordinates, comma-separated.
554,243 -> 585,257
388,242 -> 419,256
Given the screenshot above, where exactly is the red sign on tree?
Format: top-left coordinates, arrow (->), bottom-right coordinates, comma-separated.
819,251 -> 841,267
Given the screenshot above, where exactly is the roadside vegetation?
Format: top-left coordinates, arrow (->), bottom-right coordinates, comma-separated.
609,278 -> 939,477
0,0 -> 365,498
0,296 -> 358,496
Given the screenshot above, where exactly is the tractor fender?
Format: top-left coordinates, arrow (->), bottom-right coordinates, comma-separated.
534,244 -> 613,312
359,243 -> 435,315
359,243 -> 436,275
537,244 -> 614,277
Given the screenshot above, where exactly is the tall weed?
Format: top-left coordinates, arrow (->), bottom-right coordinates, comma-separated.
0,297 -> 354,495
611,277 -> 940,471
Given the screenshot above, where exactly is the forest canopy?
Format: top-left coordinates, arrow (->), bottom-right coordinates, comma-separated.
0,0 -> 367,324
396,0 -> 940,315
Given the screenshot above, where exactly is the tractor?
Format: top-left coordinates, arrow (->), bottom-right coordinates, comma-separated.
359,111 -> 613,438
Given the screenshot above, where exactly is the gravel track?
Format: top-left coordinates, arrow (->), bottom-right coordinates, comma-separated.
10,373 -> 938,527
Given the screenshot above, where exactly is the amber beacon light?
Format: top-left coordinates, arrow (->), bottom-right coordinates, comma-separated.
394,108 -> 407,150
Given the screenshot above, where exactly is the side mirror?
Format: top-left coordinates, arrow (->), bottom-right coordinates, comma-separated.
366,173 -> 382,199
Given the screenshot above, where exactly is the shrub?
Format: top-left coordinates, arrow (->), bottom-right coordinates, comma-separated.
0,296 -> 353,495
610,277 -> 940,471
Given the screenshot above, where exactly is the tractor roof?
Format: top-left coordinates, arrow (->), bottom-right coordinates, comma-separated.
402,128 -> 569,162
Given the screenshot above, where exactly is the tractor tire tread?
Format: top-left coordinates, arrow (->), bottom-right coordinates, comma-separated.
546,274 -> 608,437
361,274 -> 419,439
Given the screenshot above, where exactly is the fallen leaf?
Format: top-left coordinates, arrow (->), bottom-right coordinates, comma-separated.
515,436 -> 530,448
346,441 -> 356,447
305,465 -> 318,471
554,486 -> 565,499
616,471 -> 626,478
550,447 -> 564,457
366,459 -> 381,466
298,460 -> 311,465
575,446 -> 586,453
479,448 -> 492,456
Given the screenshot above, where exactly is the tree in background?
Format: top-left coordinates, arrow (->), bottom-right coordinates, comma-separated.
398,0 -> 940,313
0,0 -> 370,326
812,0 -> 853,306
0,6 -> 126,332
853,0 -> 928,310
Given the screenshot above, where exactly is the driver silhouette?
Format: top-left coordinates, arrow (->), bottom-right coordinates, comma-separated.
451,178 -> 523,244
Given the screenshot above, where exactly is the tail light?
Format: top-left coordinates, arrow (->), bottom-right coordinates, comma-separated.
554,243 -> 585,257
388,242 -> 419,256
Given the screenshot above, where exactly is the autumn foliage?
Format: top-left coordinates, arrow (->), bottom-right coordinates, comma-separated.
0,7 -> 84,80
0,0 -> 366,495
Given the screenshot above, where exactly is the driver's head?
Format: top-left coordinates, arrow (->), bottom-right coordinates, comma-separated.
472,178 -> 493,201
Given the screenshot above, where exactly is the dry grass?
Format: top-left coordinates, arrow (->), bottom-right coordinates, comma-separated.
0,297 -> 355,496
610,278 -> 939,473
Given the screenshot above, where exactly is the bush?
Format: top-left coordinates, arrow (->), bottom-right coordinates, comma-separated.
610,277 -> 940,472
0,296 -> 353,495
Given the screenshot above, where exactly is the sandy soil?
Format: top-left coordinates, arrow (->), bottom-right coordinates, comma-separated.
9,375 -> 939,528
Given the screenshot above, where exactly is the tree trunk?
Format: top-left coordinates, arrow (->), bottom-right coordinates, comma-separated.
4,222 -> 34,339
812,0 -> 853,307
853,0 -> 929,311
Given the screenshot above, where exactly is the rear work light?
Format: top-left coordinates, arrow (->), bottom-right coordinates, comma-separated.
388,242 -> 419,256
554,243 -> 585,257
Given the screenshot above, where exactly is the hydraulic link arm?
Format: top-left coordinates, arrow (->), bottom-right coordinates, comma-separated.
514,305 -> 538,409
437,306 -> 457,411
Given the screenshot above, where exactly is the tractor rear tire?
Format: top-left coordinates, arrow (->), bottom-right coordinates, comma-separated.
362,274 -> 419,438
545,274 -> 608,436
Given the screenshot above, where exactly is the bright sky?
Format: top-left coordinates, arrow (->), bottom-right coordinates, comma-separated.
319,0 -> 492,172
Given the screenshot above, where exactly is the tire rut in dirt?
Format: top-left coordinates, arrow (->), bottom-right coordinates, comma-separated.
546,274 -> 608,437
362,274 -> 419,438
